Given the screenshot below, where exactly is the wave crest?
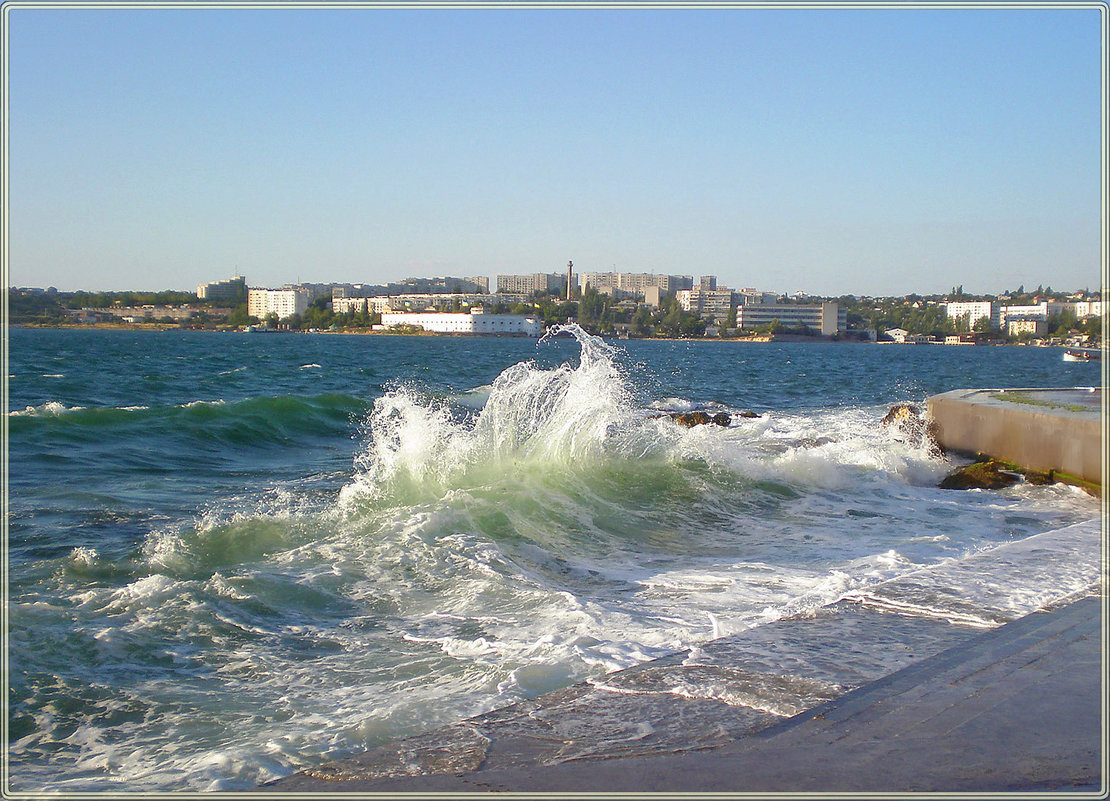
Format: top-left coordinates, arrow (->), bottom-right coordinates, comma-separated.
342,325 -> 634,506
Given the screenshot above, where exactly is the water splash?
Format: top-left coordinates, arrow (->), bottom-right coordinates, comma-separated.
341,325 -> 635,506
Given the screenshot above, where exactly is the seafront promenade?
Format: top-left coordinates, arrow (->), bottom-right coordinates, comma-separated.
264,519 -> 1105,795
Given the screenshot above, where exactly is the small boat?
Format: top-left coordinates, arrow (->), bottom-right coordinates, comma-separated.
1063,349 -> 1101,362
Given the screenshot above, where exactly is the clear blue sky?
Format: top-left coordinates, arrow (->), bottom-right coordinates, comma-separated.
4,3 -> 1104,296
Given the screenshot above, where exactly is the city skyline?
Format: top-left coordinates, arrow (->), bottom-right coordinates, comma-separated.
4,2 -> 1105,296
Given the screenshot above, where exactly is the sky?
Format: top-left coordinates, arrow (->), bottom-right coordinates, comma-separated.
3,2 -> 1105,297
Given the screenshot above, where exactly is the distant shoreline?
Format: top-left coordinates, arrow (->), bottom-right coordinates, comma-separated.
8,323 -> 1089,349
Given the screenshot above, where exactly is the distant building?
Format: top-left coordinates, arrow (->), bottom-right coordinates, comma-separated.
332,297 -> 370,315
248,288 -> 311,320
884,328 -> 932,344
496,273 -> 565,296
378,309 -> 544,337
734,302 -> 844,336
943,301 -> 1000,329
386,276 -> 489,295
578,272 -> 695,298
699,275 -> 717,291
1075,300 -> 1103,319
357,293 -> 525,314
197,275 -> 246,302
1008,318 -> 1048,337
676,287 -> 735,317
735,288 -> 778,306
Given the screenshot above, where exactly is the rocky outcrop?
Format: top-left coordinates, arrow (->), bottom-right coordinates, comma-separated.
938,458 -> 1054,490
881,403 -> 942,453
668,411 -> 732,428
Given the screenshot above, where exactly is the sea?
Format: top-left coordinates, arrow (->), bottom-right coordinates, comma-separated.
5,326 -> 1103,792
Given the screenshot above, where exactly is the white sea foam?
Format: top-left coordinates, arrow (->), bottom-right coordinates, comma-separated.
10,401 -> 81,416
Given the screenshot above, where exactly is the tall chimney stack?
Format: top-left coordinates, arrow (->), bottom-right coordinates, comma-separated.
566,260 -> 574,300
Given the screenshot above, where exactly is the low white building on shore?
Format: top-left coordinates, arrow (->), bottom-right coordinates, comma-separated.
378,309 -> 544,337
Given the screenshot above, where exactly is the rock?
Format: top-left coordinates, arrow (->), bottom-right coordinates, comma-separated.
666,411 -> 730,428
939,459 -> 1024,490
881,403 -> 942,452
736,411 -> 761,419
880,403 -> 921,426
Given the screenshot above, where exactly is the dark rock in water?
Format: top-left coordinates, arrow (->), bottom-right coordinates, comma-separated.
736,411 -> 761,419
665,411 -> 731,428
672,411 -> 710,427
881,402 -> 943,453
880,403 -> 921,426
939,459 -> 1024,490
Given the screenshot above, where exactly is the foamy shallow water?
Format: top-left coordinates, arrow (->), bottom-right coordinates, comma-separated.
7,327 -> 1102,792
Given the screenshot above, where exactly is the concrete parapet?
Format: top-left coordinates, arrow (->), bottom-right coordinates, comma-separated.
927,387 -> 1103,490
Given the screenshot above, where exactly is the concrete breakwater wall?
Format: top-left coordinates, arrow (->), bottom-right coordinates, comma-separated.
263,519 -> 1102,793
926,387 -> 1103,490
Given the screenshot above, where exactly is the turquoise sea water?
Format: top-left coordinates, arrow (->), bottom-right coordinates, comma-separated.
6,327 -> 1102,791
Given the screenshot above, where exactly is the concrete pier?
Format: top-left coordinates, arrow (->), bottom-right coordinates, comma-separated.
262,520 -> 1104,795
927,387 -> 1103,490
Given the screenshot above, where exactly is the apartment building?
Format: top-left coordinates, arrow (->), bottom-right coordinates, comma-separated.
197,275 -> 246,301
247,287 -> 311,320
676,287 -> 735,317
734,301 -> 845,336
578,272 -> 695,298
496,273 -> 565,295
943,301 -> 1001,328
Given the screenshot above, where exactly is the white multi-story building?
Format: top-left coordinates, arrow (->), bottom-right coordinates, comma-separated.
943,301 -> 1000,329
496,273 -> 565,295
1074,300 -> 1103,319
248,288 -> 311,320
197,275 -> 246,301
578,272 -> 695,298
332,297 -> 370,315
1008,318 -> 1048,337
734,302 -> 844,336
676,288 -> 735,317
998,301 -> 1088,326
378,309 -> 544,337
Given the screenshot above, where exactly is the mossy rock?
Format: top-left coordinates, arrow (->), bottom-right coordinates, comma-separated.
938,458 -> 1053,490
939,460 -> 1022,490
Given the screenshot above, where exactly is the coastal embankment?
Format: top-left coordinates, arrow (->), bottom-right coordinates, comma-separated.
928,387 -> 1103,493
